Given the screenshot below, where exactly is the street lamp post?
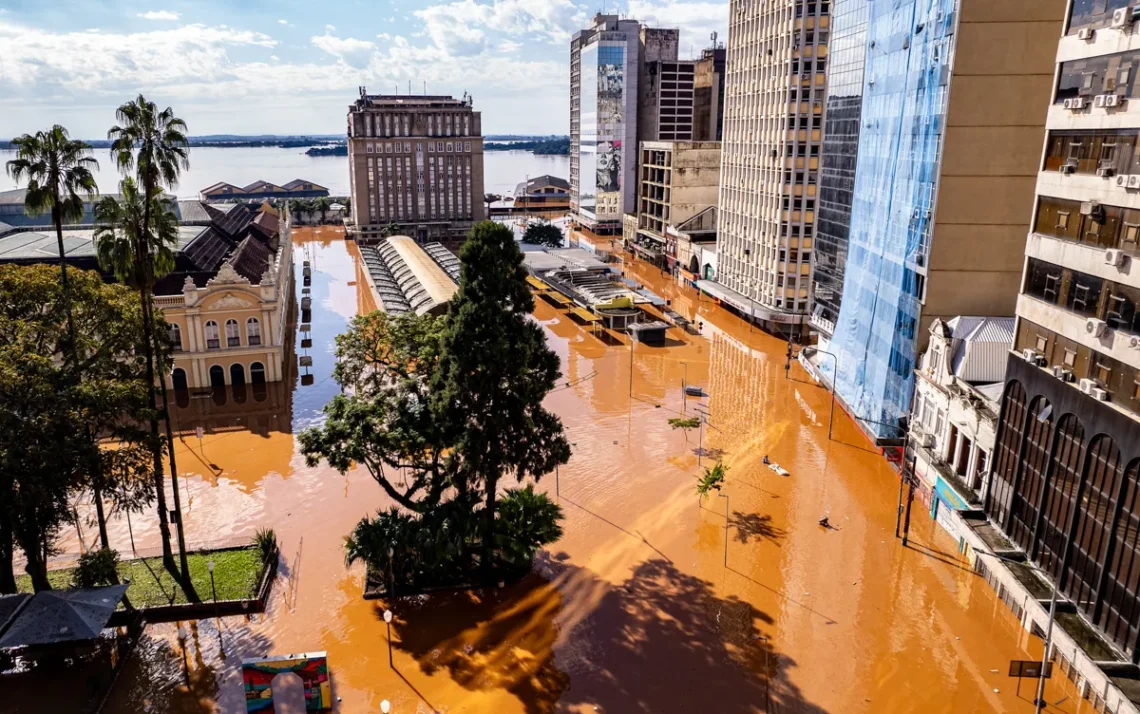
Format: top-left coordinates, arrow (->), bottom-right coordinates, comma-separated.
207,559 -> 217,604
716,493 -> 729,568
176,625 -> 190,686
387,547 -> 396,598
383,609 -> 394,669
975,551 -> 1057,714
800,346 -> 838,440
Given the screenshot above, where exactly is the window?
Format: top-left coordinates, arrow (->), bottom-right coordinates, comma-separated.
225,319 -> 240,347
205,321 -> 220,350
246,317 -> 262,346
1095,357 -> 1113,387
168,323 -> 182,351
1035,334 -> 1049,352
1056,212 -> 1069,230
1064,349 -> 1077,368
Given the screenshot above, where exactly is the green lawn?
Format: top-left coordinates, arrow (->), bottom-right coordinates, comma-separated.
16,547 -> 265,608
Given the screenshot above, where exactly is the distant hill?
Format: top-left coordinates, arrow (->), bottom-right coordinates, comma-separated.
486,138 -> 569,155
0,135 -> 345,150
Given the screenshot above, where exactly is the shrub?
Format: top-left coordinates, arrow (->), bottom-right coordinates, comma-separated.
496,485 -> 564,568
668,416 -> 701,430
73,548 -> 120,588
695,462 -> 728,501
253,528 -> 277,562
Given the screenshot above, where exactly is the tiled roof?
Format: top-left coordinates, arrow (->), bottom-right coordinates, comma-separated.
227,235 -> 272,283
0,226 -> 202,260
282,179 -> 329,191
515,174 -> 570,196
214,203 -> 253,241
250,210 -> 280,240
200,182 -> 243,195
174,200 -> 214,224
181,227 -> 234,272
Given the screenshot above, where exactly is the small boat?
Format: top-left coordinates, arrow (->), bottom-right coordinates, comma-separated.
684,385 -> 705,397
768,463 -> 790,477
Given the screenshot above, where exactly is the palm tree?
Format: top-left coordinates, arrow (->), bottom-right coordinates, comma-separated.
313,196 -> 331,224
106,95 -> 199,588
94,177 -> 182,572
5,125 -> 99,367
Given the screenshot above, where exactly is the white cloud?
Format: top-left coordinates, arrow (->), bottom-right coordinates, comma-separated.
0,19 -> 568,136
311,32 -> 377,69
415,0 -> 586,54
137,10 -> 181,21
277,19 -> 288,25
627,0 -> 729,49
498,39 -> 523,53
377,32 -> 391,41
325,24 -> 336,32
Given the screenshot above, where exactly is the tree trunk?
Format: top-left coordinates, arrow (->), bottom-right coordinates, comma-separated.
483,475 -> 498,580
139,282 -> 176,574
24,548 -> 50,592
156,352 -> 199,601
0,506 -> 15,594
53,203 -> 79,371
92,480 -> 110,551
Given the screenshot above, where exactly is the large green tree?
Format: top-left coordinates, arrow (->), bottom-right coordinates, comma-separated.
301,221 -> 570,581
0,265 -> 152,591
4,125 -> 99,368
522,220 -> 563,248
105,95 -> 196,595
432,221 -> 570,570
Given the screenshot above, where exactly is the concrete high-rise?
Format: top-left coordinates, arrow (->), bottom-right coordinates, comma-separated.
707,0 -> 830,333
986,1 -> 1140,696
347,90 -> 484,244
821,0 -> 1064,442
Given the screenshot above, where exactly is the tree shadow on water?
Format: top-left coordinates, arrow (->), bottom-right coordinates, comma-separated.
729,510 -> 787,546
386,552 -> 831,713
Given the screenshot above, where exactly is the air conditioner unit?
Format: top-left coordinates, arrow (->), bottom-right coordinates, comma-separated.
1070,97 -> 1087,110
1061,369 -> 1076,383
1080,378 -> 1096,394
1098,167 -> 1118,178
918,433 -> 935,448
1130,334 -> 1140,349
1078,27 -> 1096,40
1129,175 -> 1140,189
1095,94 -> 1109,108
1106,94 -> 1122,108
1022,348 -> 1039,363
1117,174 -> 1129,187
1052,365 -> 1067,380
1112,6 -> 1132,28
1061,164 -> 1077,175
1081,200 -> 1100,215
1092,387 -> 1111,401
1106,248 -> 1127,266
1086,317 -> 1108,337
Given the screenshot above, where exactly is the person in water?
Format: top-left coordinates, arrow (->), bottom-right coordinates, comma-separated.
818,516 -> 830,529
763,455 -> 770,465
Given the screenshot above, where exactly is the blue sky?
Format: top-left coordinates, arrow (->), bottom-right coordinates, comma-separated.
0,0 -> 727,139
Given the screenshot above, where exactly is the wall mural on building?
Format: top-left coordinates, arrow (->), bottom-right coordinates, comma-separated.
596,57 -> 625,218
242,652 -> 332,713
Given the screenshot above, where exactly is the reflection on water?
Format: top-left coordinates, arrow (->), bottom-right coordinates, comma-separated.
95,232 -> 1100,714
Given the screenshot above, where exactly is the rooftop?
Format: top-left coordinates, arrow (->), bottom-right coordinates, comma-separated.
358,237 -> 459,316
938,316 -> 1016,384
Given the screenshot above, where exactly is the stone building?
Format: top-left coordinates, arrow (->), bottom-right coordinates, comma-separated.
347,91 -> 485,244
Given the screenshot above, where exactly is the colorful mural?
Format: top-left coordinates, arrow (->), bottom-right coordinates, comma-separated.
242,652 -> 331,713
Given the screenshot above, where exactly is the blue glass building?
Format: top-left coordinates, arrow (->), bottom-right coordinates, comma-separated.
827,0 -> 956,440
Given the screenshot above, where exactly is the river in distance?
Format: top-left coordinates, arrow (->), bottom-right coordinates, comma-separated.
0,146 -> 570,200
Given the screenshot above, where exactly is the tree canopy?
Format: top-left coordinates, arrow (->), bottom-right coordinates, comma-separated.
522,221 -> 564,248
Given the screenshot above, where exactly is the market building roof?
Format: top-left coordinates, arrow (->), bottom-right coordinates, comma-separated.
515,175 -> 570,197
357,237 -> 458,315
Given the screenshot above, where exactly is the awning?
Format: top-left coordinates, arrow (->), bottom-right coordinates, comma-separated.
569,306 -> 602,323
0,584 -> 129,650
525,275 -> 551,291
694,280 -> 805,325
542,291 -> 574,306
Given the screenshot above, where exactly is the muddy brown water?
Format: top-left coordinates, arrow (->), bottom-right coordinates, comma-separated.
80,227 -> 1101,713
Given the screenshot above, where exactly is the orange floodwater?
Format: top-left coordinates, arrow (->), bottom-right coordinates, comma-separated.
80,226 -> 1100,713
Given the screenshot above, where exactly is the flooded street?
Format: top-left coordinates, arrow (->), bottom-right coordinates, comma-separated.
97,228 -> 1096,713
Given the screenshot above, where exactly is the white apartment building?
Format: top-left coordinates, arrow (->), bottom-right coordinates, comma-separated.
708,0 -> 829,333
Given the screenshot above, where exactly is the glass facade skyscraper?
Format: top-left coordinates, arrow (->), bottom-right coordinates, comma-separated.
812,0 -> 869,340
827,0 -> 956,438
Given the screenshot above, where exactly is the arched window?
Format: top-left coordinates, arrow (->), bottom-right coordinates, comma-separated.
1008,396 -> 1054,548
225,319 -> 240,347
989,380 -> 1027,526
171,367 -> 188,391
1100,459 -> 1140,658
208,365 -> 225,388
1035,414 -> 1086,580
250,362 -> 266,385
230,363 -> 246,387
205,321 -> 220,350
1064,437 -> 1124,628
247,317 -> 262,346
168,323 -> 182,352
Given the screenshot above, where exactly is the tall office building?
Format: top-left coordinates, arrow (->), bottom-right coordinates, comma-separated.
988,0 -> 1140,679
347,91 -> 485,244
571,15 -> 691,235
824,0 -> 1063,442
708,0 -> 830,333
693,47 -> 727,142
810,0 -> 868,345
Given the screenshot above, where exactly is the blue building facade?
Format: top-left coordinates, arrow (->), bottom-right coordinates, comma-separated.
826,0 -> 956,439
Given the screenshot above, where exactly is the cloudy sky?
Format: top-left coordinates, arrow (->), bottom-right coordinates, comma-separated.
0,0 -> 728,139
